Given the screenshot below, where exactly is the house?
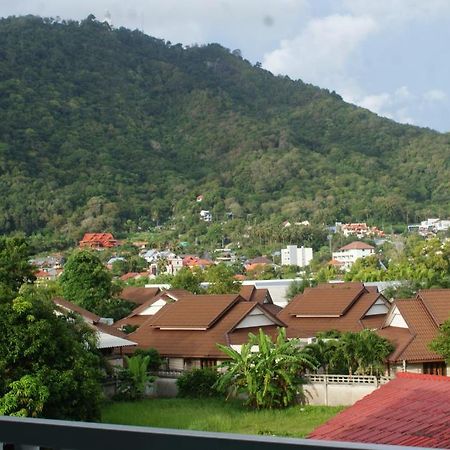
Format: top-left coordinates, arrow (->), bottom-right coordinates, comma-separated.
128,294 -> 286,370
79,233 -> 118,249
244,256 -> 273,272
377,289 -> 450,376
278,282 -> 390,342
119,272 -> 149,282
119,287 -> 161,305
114,289 -> 191,330
52,297 -> 136,366
332,241 -> 375,271
338,222 -> 385,238
182,255 -> 214,269
309,373 -> 450,448
200,210 -> 212,222
239,285 -> 282,316
281,245 -> 313,267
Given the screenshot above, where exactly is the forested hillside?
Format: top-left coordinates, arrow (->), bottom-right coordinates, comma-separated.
0,15 -> 449,239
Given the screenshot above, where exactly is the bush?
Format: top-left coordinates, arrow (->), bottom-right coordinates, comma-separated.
176,368 -> 220,398
133,348 -> 162,371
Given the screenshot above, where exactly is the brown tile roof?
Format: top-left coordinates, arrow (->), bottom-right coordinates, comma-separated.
338,241 -> 374,251
378,297 -> 444,363
286,283 -> 367,317
309,373 -> 450,448
53,297 -> 100,323
151,294 -> 241,329
129,300 -> 285,358
239,286 -> 272,304
119,287 -> 161,305
417,289 -> 450,326
278,286 -> 386,338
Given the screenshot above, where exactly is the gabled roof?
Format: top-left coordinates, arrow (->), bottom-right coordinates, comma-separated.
278,284 -> 388,338
378,292 -> 448,363
239,285 -> 271,304
338,241 -> 374,251
114,289 -> 190,329
119,287 -> 161,305
309,373 -> 450,448
287,283 -> 367,317
151,294 -> 241,330
417,289 -> 450,326
129,297 -> 286,358
79,233 -> 117,247
52,298 -> 136,349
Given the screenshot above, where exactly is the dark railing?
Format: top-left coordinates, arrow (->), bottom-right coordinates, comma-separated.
0,416 -> 425,450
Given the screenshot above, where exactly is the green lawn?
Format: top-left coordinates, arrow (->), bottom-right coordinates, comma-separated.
101,398 -> 343,438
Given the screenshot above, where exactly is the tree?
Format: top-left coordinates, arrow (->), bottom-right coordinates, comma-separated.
59,249 -> 120,313
205,263 -> 241,294
0,236 -> 36,301
171,267 -> 203,294
0,285 -> 103,420
430,319 -> 450,363
216,328 -> 317,409
305,338 -> 338,374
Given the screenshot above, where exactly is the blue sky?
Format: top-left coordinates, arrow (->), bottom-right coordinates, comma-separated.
2,0 -> 450,131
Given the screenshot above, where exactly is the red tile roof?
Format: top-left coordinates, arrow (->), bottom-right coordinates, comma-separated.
309,373 -> 450,448
418,289 -> 450,326
79,233 -> 117,248
338,241 -> 374,251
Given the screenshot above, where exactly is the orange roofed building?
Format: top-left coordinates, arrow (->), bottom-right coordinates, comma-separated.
79,233 -> 118,249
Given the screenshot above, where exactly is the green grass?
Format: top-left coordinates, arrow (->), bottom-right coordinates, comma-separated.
101,398 -> 343,438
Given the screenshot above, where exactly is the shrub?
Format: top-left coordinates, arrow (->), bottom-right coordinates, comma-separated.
177,368 -> 220,398
133,348 -> 162,371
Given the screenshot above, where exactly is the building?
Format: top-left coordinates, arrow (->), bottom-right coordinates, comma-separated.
332,241 -> 375,271
337,222 -> 385,238
278,282 -> 390,342
200,210 -> 212,222
281,245 -> 313,267
127,293 -> 285,370
53,297 -> 136,366
79,233 -> 118,249
309,373 -> 450,448
377,289 -> 450,376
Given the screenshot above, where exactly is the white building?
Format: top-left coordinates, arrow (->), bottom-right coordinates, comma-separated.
200,210 -> 212,222
281,245 -> 313,267
332,241 -> 375,271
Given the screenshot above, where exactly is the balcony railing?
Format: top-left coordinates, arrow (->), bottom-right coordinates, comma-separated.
0,415 -> 416,450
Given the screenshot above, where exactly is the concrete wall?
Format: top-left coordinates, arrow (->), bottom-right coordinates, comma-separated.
304,382 -> 378,406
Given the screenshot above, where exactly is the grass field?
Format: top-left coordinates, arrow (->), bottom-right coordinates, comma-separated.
101,398 -> 343,438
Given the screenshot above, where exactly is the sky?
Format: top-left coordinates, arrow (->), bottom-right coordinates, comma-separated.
2,0 -> 450,132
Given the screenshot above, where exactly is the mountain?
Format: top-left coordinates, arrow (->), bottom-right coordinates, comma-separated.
0,15 -> 449,239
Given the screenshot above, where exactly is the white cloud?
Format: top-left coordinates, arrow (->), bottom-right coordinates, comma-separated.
262,14 -> 378,84
423,89 -> 447,102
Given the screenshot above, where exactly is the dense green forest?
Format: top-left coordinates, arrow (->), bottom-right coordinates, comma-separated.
0,15 -> 449,242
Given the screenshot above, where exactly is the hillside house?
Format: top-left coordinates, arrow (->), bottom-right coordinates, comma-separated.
79,233 -> 118,249
332,241 -> 375,271
338,222 -> 385,238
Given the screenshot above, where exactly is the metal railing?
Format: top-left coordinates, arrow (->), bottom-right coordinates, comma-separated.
0,416 -> 419,450
304,375 -> 391,386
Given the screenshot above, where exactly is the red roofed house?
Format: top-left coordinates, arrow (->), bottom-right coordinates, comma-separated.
79,233 -> 118,249
309,372 -> 450,448
332,241 -> 375,271
377,289 -> 450,376
128,293 -> 286,371
182,255 -> 214,269
278,282 -> 390,342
